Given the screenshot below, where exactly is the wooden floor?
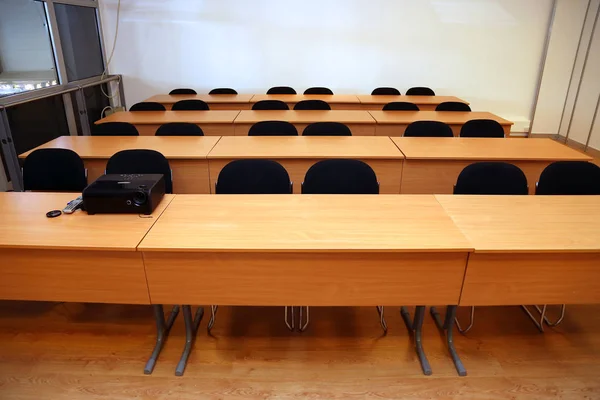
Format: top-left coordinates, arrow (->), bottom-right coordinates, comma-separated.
0,302 -> 599,399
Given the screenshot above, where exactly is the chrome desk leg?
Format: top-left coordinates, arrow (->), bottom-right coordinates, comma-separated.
455,306 -> 475,334
401,306 -> 432,375
175,305 -> 204,376
144,304 -> 179,374
376,306 -> 388,334
299,306 -> 310,332
207,305 -> 218,333
285,306 -> 295,331
431,305 -> 467,376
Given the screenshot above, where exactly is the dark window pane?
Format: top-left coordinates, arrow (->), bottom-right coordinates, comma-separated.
72,84 -> 110,134
54,4 -> 104,82
7,96 -> 69,155
0,0 -> 58,97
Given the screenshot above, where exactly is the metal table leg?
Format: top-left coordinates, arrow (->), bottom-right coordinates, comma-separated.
430,305 -> 467,376
401,306 -> 432,375
144,304 -> 180,375
175,305 -> 204,376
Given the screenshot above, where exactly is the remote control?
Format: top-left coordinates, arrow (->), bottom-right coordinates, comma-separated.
63,196 -> 84,214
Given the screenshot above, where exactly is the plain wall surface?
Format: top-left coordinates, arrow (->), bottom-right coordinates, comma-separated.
99,0 -> 554,131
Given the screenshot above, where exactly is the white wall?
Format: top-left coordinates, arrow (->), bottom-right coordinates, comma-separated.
99,0 -> 553,131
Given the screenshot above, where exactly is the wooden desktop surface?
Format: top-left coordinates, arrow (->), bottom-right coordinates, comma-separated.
250,94 -> 361,109
0,193 -> 174,304
370,111 -> 513,136
436,195 -> 600,305
19,136 -> 221,194
357,95 -> 469,111
140,195 -> 471,305
206,136 -> 404,193
392,138 -> 592,194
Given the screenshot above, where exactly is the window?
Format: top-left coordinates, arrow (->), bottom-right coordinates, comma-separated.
54,4 -> 105,82
0,0 -> 58,97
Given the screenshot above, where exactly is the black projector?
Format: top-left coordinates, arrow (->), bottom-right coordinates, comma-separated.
83,174 -> 165,215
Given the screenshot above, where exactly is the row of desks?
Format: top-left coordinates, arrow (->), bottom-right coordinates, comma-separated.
1,192 -> 599,308
21,136 -> 592,194
96,110 -> 514,136
144,94 -> 469,111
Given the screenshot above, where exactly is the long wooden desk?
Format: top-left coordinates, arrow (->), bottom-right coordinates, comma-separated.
0,192 -> 173,304
357,95 -> 469,111
250,94 -> 362,110
19,136 -> 221,194
233,110 -> 376,136
95,111 -> 240,136
436,195 -> 600,306
393,138 -> 592,194
206,136 -> 404,193
144,94 -> 254,110
370,111 -> 513,136
139,194 -> 472,306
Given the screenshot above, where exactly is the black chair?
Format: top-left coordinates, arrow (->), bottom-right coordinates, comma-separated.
406,87 -> 435,96
106,149 -> 173,193
267,86 -> 297,94
216,159 -> 291,194
130,102 -> 166,111
302,159 -> 378,194
454,162 -> 528,195
93,122 -> 139,136
209,88 -> 238,95
382,102 -> 419,111
252,100 -> 289,110
404,121 -> 453,137
248,121 -> 298,136
293,100 -> 331,110
537,161 -> 600,195
304,87 -> 333,95
371,87 -> 400,95
436,102 -> 471,112
172,99 -> 210,111
460,119 -> 505,138
23,148 -> 87,192
169,88 -> 197,95
303,122 -> 351,136
156,122 -> 204,136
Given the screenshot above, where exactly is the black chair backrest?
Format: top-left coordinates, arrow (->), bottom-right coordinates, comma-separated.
156,122 -> 204,136
23,148 -> 87,192
454,162 -> 528,195
293,100 -> 331,110
304,87 -> 333,95
130,102 -> 166,112
404,121 -> 453,137
106,149 -> 173,193
252,100 -> 289,110
536,161 -> 600,195
248,121 -> 298,136
303,122 -> 351,136
382,102 -> 420,111
209,88 -> 238,95
302,159 -> 379,194
216,160 -> 291,194
436,102 -> 471,112
172,99 -> 210,111
406,87 -> 435,96
267,86 -> 297,94
169,88 -> 197,95
93,122 -> 139,136
371,87 -> 401,95
460,119 -> 505,138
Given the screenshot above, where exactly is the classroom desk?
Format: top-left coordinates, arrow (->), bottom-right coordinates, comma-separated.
249,94 -> 362,110
233,110 -> 376,136
139,194 -> 472,306
206,136 -> 404,193
0,192 -> 173,304
357,95 -> 469,111
19,136 -> 221,194
144,94 -> 254,110
95,111 -> 240,136
435,195 -> 600,305
370,111 -> 513,136
393,138 -> 592,194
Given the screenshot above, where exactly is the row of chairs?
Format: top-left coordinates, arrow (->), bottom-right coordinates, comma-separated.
93,119 -> 504,138
169,86 -> 436,96
128,99 -> 468,112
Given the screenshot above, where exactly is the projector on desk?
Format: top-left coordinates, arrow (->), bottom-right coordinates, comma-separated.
83,174 -> 165,215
